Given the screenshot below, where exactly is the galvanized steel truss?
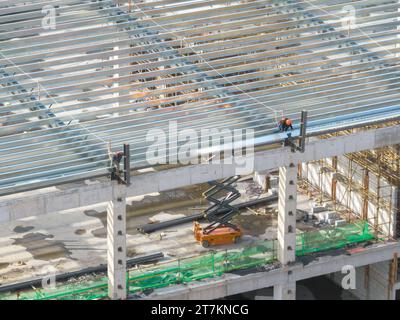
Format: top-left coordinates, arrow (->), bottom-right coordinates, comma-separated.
0,0 -> 399,195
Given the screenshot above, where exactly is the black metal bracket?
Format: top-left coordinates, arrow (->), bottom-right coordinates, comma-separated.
283,110 -> 308,153
110,143 -> 131,185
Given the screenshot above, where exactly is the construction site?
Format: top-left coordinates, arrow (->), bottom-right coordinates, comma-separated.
0,0 -> 399,301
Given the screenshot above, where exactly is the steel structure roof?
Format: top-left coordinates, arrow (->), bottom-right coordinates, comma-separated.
0,0 -> 399,195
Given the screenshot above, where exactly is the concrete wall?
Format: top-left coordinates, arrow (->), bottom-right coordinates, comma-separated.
302,156 -> 397,237
329,261 -> 393,300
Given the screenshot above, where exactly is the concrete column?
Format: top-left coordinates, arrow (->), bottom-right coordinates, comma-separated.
331,156 -> 338,203
273,282 -> 296,300
277,164 -> 297,265
395,186 -> 400,239
107,182 -> 127,300
395,145 -> 400,239
361,168 -> 369,220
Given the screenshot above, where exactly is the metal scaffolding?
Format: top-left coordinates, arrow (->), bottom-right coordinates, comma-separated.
300,125 -> 400,239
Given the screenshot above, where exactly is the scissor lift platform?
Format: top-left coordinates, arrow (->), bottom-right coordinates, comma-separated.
194,221 -> 243,248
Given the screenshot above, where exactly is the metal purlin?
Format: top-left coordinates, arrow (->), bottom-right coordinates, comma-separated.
0,0 -> 398,194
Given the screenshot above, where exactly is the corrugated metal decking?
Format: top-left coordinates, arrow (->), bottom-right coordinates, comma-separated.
0,0 -> 399,195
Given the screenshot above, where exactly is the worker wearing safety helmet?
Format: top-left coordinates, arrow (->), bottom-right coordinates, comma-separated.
285,118 -> 293,131
278,118 -> 287,132
277,117 -> 294,132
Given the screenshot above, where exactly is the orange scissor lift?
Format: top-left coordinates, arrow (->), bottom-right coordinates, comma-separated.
193,176 -> 243,248
194,221 -> 243,248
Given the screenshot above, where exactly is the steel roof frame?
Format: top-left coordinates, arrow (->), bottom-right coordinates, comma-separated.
0,0 -> 399,195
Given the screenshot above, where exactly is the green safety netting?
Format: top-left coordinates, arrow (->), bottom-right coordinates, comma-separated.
0,221 -> 374,300
127,240 -> 277,293
0,278 -> 109,301
296,221 -> 375,256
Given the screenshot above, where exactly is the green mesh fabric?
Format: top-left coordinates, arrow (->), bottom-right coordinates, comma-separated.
127,241 -> 277,294
296,221 -> 375,256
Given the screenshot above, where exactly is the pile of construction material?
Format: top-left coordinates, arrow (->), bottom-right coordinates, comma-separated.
307,203 -> 347,227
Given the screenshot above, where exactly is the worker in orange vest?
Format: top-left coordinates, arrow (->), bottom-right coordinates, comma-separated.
278,118 -> 287,132
285,118 -> 293,131
278,117 -> 294,132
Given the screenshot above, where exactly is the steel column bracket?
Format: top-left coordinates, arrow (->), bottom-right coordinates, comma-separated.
283,110 -> 308,153
110,143 -> 131,185
123,143 -> 131,186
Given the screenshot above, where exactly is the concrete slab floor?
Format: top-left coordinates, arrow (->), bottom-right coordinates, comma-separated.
0,179 -> 358,286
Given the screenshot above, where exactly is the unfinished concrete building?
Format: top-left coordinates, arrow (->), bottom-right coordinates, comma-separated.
0,0 -> 399,300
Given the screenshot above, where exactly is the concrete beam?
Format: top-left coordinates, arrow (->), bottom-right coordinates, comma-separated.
141,242 -> 400,300
1,125 -> 400,221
